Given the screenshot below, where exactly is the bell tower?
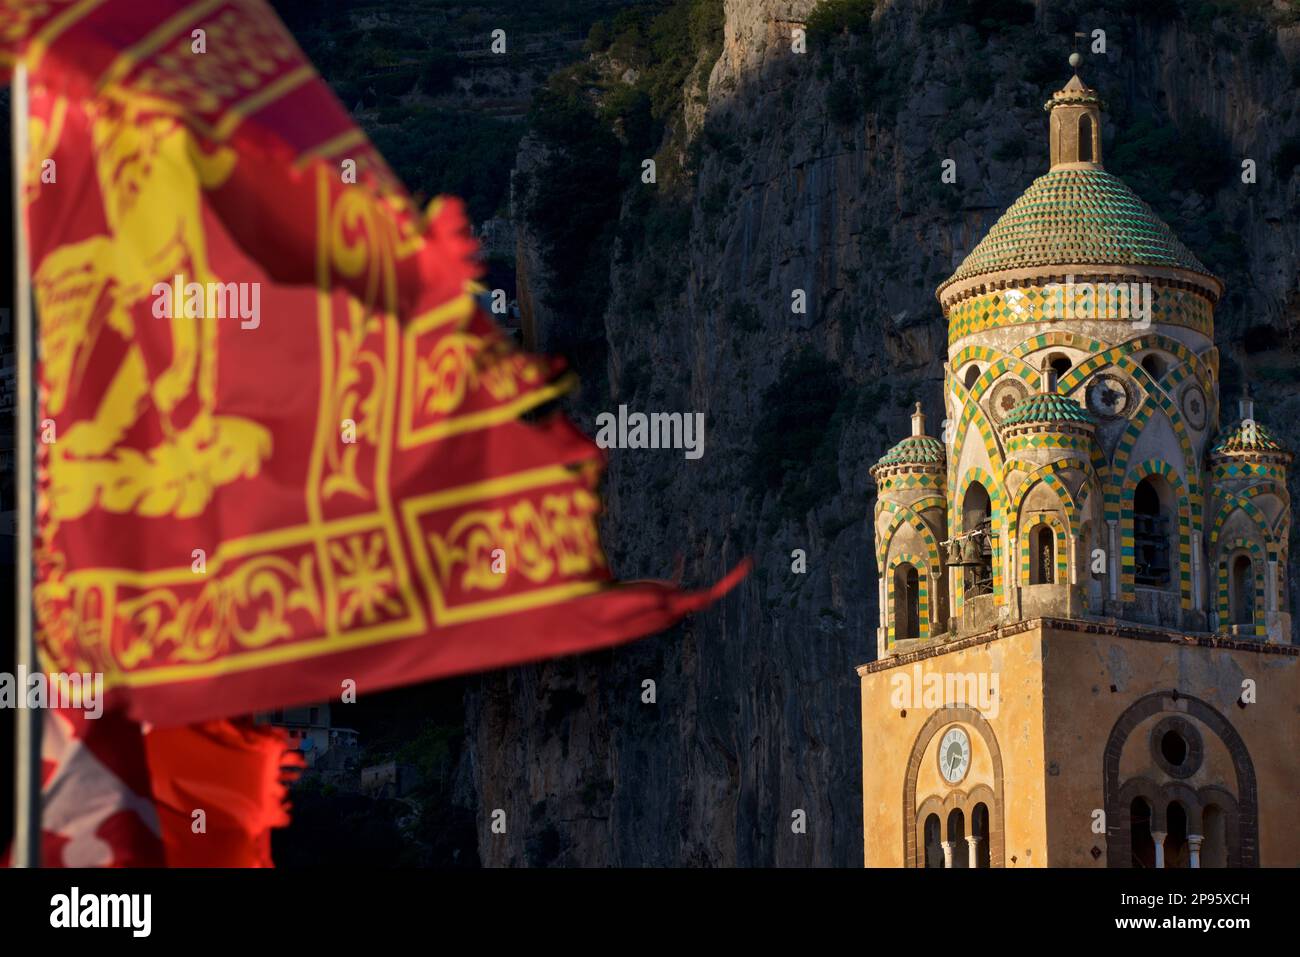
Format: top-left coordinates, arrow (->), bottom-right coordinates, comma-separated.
859,60 -> 1300,869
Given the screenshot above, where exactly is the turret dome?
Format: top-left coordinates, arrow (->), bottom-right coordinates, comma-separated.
1001,392 -> 1093,428
871,404 -> 945,478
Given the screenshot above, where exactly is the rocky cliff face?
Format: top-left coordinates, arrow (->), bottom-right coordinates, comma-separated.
462,0 -> 1300,866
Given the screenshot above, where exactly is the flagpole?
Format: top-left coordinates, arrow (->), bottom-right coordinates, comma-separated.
11,59 -> 42,869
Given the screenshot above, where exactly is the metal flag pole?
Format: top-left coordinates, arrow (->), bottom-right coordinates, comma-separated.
11,59 -> 42,868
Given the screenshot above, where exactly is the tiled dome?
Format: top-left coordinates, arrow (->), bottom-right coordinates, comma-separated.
1001,392 -> 1093,428
1211,418 -> 1291,458
874,435 -> 946,468
939,167 -> 1214,291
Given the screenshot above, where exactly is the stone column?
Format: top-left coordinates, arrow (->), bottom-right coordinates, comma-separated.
1151,831 -> 1167,869
947,560 -> 958,634
877,575 -> 888,656
966,835 -> 981,869
931,570 -> 943,636
1007,535 -> 1018,615
1187,834 -> 1203,869
941,841 -> 953,869
1107,520 -> 1119,600
1191,531 -> 1203,610
1266,558 -> 1278,613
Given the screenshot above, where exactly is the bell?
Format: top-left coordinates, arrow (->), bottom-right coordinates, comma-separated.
945,539 -> 964,565
961,535 -> 983,566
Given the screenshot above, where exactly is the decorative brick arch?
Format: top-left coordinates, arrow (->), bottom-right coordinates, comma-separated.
1103,692 -> 1257,867
1010,330 -> 1108,360
903,707 -> 1005,868
886,552 -> 930,645
1019,513 -> 1068,585
915,783 -> 997,868
949,344 -> 1011,380
1060,349 -> 1202,523
1008,457 -> 1087,538
1120,460 -> 1193,608
1209,491 -> 1277,552
876,500 -> 943,577
1215,538 -> 1266,637
954,468 -> 1006,607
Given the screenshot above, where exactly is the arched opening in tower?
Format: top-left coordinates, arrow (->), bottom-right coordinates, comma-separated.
1130,797 -> 1155,868
946,808 -> 967,868
971,802 -> 991,869
1048,353 -> 1072,380
1165,801 -> 1189,868
1077,114 -> 1094,162
1201,805 -> 1228,868
1141,353 -> 1168,381
894,562 -> 920,641
1029,524 -> 1055,584
1133,477 -> 1172,587
961,483 -> 993,597
1230,553 -> 1254,626
923,814 -> 943,869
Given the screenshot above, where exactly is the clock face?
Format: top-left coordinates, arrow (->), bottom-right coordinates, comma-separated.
939,726 -> 972,784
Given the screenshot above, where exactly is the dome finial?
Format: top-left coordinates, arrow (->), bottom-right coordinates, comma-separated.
1044,50 -> 1103,169
1041,357 -> 1058,393
911,402 -> 926,437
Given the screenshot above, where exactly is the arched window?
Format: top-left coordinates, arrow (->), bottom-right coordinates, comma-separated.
971,803 -> 991,869
1048,353 -> 1072,378
1133,477 -> 1172,587
946,809 -> 967,869
1078,114 -> 1094,162
961,482 -> 993,597
1201,805 -> 1227,868
923,814 -> 943,869
894,562 -> 920,641
1230,554 -> 1254,626
1029,523 -> 1055,584
1130,797 -> 1155,868
1141,353 -> 1167,381
1166,801 -> 1188,868
963,365 -> 982,390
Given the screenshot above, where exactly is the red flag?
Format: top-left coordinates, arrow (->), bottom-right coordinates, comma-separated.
4,0 -> 748,866
6,0 -> 746,730
145,719 -> 304,867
